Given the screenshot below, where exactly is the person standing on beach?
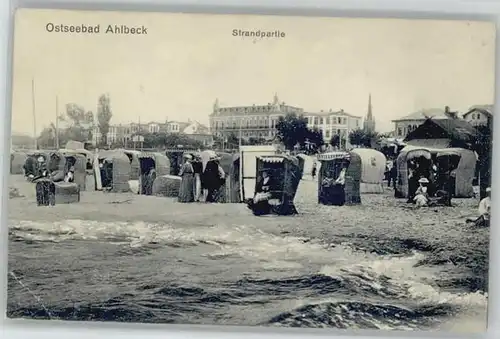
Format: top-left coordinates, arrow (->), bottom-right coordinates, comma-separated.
145,167 -> 156,195
388,160 -> 397,188
192,154 -> 203,202
203,156 -> 225,203
178,154 -> 195,203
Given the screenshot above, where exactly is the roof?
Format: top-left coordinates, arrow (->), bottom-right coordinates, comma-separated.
165,121 -> 191,131
305,110 -> 362,119
463,104 -> 494,118
400,144 -> 476,157
212,103 -> 304,117
392,108 -> 451,122
317,151 -> 350,161
404,118 -> 478,146
431,118 -> 478,139
182,120 -> 210,134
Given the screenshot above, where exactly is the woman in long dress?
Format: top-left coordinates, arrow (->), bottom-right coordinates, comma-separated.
192,154 -> 203,202
178,154 -> 195,203
204,158 -> 225,202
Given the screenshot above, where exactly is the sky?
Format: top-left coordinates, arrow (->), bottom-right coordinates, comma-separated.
10,9 -> 496,136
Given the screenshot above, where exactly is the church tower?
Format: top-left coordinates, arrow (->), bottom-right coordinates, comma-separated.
271,92 -> 281,112
213,98 -> 220,114
363,93 -> 376,132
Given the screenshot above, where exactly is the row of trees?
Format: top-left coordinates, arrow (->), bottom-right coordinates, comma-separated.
109,132 -> 206,150
274,113 -> 324,153
274,113 -> 382,154
108,132 -> 269,150
36,107 -> 385,153
37,94 -> 113,149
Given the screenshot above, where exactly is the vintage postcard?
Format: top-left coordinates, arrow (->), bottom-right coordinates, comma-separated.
7,8 -> 494,333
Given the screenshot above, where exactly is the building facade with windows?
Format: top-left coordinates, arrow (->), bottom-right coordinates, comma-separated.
92,119 -> 212,146
392,107 -> 453,138
209,94 -> 304,141
462,104 -> 493,127
304,109 -> 362,147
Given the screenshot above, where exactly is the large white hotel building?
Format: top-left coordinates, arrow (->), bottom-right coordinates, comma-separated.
209,94 -> 364,147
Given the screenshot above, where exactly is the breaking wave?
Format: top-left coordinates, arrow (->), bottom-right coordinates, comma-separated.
7,219 -> 487,331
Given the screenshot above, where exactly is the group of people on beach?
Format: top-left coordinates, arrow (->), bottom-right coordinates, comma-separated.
177,153 -> 226,203
405,157 -> 457,207
24,154 -> 75,184
397,155 -> 490,228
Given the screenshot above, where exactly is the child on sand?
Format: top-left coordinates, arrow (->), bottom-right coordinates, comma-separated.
413,177 -> 430,207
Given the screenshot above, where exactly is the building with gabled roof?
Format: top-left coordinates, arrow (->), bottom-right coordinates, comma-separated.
403,117 -> 478,150
462,104 -> 493,127
392,107 -> 458,138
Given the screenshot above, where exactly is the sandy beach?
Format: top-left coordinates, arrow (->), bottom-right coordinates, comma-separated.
7,174 -> 489,331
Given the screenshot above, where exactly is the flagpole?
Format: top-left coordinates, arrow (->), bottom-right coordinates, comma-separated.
55,95 -> 59,149
32,78 -> 37,150
239,111 -> 244,148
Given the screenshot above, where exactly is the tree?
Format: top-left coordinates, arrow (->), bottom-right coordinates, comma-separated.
85,111 -> 94,124
97,94 -> 113,146
475,118 -> 493,199
65,125 -> 88,143
348,129 -> 379,148
247,137 -> 267,145
65,103 -> 86,125
329,134 -> 341,148
62,103 -> 88,142
349,129 -> 366,147
304,128 -> 324,154
37,127 -> 56,148
364,130 -> 380,148
378,132 -> 393,139
226,133 -> 239,148
276,113 -> 309,150
137,132 -> 204,149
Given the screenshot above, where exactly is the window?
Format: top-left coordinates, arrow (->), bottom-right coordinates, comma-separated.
314,117 -> 318,125
319,117 -> 324,124
326,117 -> 330,125
338,117 -> 342,124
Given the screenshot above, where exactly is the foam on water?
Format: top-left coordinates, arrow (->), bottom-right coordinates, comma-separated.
8,218 -> 488,331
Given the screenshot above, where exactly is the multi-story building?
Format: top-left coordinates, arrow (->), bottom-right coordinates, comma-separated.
392,107 -> 454,138
304,109 -> 362,147
92,123 -> 129,146
166,121 -> 189,134
462,104 -> 493,127
182,120 -> 213,146
92,119 -> 212,146
209,94 -> 304,141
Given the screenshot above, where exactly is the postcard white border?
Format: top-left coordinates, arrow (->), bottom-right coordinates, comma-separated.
1,0 -> 499,339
